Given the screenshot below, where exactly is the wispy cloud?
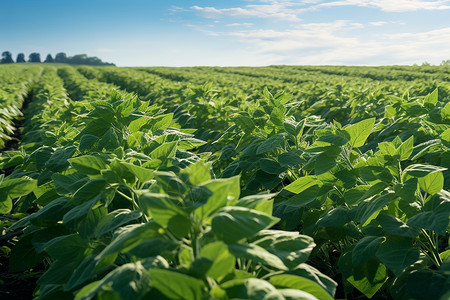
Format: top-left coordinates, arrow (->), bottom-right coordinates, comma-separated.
312,0 -> 450,12
227,23 -> 254,27
190,3 -> 304,21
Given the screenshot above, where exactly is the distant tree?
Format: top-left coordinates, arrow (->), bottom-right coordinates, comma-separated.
44,54 -> 54,63
28,52 -> 41,63
16,53 -> 26,63
54,52 -> 67,63
421,61 -> 431,66
441,59 -> 450,66
1,51 -> 14,64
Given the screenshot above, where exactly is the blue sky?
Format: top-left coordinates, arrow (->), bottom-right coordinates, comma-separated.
1,0 -> 450,66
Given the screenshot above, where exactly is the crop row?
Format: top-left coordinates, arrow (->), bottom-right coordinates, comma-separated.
1,64 -> 449,299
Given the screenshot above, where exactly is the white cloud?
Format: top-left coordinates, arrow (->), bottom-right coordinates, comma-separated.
215,20 -> 450,65
313,0 -> 450,12
370,20 -> 405,26
227,23 -> 254,27
190,3 -> 303,21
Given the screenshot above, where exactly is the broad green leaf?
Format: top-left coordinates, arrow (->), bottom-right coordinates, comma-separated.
94,222 -> 162,269
253,230 -> 315,269
284,176 -> 320,194
270,107 -> 285,127
178,138 -> 207,150
79,134 -> 99,152
180,161 -> 212,185
95,209 -> 142,237
236,193 -> 276,215
403,164 -> 447,178
355,191 -> 396,226
397,136 -> 414,161
75,262 -> 151,300
375,238 -> 421,276
45,146 -> 77,172
0,177 -> 37,199
228,243 -> 287,270
199,241 -> 235,281
149,268 -> 205,300
121,162 -> 154,183
69,155 -> 108,175
376,214 -> 419,237
418,171 -> 443,195
150,141 -> 177,160
407,211 -> 449,235
423,88 -> 438,106
339,253 -> 388,298
257,134 -> 286,155
220,278 -> 278,299
9,233 -> 45,272
71,179 -> 107,206
138,193 -> 190,237
270,275 -> 333,300
196,176 -> 240,220
344,118 -> 375,147
288,264 -> 337,297
212,206 -> 279,243
352,236 -> 385,267
259,158 -> 285,174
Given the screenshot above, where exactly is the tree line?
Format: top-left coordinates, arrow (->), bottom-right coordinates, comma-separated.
0,51 -> 115,66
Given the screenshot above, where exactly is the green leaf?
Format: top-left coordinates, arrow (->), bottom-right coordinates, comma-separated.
95,209 -> 142,237
397,136 -> 414,161
45,146 -> 77,172
9,233 -> 45,272
259,158 -> 285,175
195,176 -> 240,220
407,211 -> 449,235
352,236 -> 385,267
375,238 -> 421,276
288,264 -> 337,297
0,177 -> 37,199
228,243 -> 287,270
270,275 -> 333,300
314,149 -> 339,175
69,155 -> 108,175
138,193 -> 190,237
94,222 -> 162,269
178,138 -> 207,150
236,193 -> 276,215
284,176 -> 320,194
79,134 -> 99,152
180,161 -> 212,185
257,134 -> 286,155
254,230 -> 315,269
339,253 -> 388,298
270,107 -> 285,127
199,241 -> 235,281
149,268 -> 205,300
403,164 -> 447,178
219,278 -> 279,299
278,151 -> 302,167
212,206 -> 279,243
344,118 -> 375,147
376,214 -> 419,237
423,88 -> 438,106
418,171 -> 443,195
75,262 -> 151,300
150,141 -> 177,160
121,162 -> 154,183
355,191 -> 396,226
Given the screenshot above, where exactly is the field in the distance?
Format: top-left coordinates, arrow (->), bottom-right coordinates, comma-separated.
1,64 -> 449,299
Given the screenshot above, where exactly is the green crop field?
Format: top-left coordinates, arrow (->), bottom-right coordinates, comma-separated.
1,64 -> 450,299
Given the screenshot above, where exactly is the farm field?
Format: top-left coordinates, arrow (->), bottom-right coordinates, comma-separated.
1,64 -> 450,299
